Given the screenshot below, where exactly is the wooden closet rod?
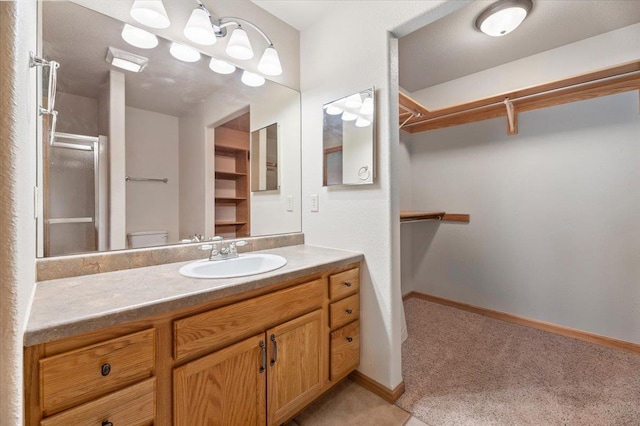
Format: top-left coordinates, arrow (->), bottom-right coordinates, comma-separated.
400,59 -> 640,134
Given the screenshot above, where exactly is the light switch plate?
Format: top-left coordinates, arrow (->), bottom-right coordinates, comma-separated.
287,195 -> 294,212
310,194 -> 319,212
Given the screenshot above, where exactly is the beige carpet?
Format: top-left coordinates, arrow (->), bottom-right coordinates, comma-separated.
397,298 -> 640,426
287,380 -> 411,426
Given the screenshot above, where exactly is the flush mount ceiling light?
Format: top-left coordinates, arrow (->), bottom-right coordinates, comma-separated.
106,46 -> 149,72
183,1 -> 283,76
475,0 -> 533,37
130,0 -> 170,29
121,24 -> 158,49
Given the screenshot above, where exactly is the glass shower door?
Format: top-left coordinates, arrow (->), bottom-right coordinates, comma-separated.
45,133 -> 99,256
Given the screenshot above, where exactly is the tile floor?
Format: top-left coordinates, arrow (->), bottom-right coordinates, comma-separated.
285,380 -> 425,425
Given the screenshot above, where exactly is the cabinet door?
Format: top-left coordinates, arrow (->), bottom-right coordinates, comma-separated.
267,310 -> 323,426
173,334 -> 266,426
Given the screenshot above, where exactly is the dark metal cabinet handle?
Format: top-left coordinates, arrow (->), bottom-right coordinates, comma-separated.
270,334 -> 278,366
344,282 -> 352,287
346,337 -> 353,343
346,309 -> 353,315
102,420 -> 113,426
259,341 -> 266,373
100,363 -> 111,377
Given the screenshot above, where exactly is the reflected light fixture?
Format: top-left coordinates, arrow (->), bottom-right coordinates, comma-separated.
130,0 -> 170,29
325,104 -> 343,115
475,0 -> 533,37
121,24 -> 158,49
106,47 -> 148,72
360,97 -> 374,115
209,57 -> 236,75
341,111 -> 357,121
241,71 -> 265,87
169,42 -> 201,62
183,1 -> 283,76
345,93 -> 363,108
355,117 -> 371,128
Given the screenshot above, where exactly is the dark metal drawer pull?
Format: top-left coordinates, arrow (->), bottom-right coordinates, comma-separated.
344,282 -> 352,287
346,309 -> 353,315
259,341 -> 266,373
102,420 -> 113,426
100,363 -> 111,376
270,334 -> 278,366
346,337 -> 353,343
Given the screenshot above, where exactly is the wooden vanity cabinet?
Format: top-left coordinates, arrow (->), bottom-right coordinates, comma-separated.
25,263 -> 360,426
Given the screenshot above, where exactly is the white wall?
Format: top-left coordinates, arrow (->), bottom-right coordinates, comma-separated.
0,1 -> 37,423
125,107 -> 180,244
299,0 -> 468,390
405,24 -> 640,345
55,92 -> 98,136
408,92 -> 640,343
109,70 -> 126,250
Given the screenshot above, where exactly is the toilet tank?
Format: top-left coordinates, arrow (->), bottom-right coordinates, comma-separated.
128,230 -> 168,248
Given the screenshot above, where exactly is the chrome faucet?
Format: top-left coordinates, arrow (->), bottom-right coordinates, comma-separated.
209,240 -> 247,261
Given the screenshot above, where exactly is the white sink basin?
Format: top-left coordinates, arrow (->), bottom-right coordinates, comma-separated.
179,253 -> 287,279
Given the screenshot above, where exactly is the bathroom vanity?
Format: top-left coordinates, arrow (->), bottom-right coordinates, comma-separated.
24,245 -> 362,426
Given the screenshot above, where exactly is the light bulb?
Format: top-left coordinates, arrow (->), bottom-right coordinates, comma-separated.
209,58 -> 236,75
341,111 -> 357,121
226,27 -> 254,60
184,7 -> 216,46
169,42 -> 201,62
355,117 -> 371,127
345,93 -> 363,108
121,24 -> 158,49
257,46 -> 282,76
130,0 -> 170,29
241,71 -> 265,87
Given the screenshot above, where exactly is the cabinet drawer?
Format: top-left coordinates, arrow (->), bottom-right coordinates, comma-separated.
40,328 -> 155,416
174,279 -> 324,362
329,294 -> 359,330
330,320 -> 360,381
329,268 -> 359,301
40,378 -> 156,426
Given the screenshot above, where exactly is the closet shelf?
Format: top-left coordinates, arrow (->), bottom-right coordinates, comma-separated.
215,221 -> 247,227
215,171 -> 246,180
215,196 -> 247,203
400,211 -> 470,223
399,59 -> 640,135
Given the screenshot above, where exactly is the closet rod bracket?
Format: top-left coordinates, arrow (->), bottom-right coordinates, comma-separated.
504,98 -> 518,135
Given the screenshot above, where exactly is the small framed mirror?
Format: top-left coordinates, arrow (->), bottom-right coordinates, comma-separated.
322,87 -> 375,186
251,123 -> 279,191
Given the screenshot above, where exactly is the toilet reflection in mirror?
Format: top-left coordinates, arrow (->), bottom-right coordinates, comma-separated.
322,87 -> 375,186
251,123 -> 279,191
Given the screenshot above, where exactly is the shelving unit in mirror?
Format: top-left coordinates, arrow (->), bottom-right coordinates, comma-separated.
214,119 -> 250,238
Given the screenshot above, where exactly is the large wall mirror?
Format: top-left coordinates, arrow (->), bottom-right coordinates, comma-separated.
323,88 -> 375,186
38,1 -> 301,257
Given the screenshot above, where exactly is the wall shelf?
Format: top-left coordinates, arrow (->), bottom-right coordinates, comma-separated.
400,211 -> 470,223
215,197 -> 247,203
399,59 -> 640,135
215,171 -> 246,180
214,221 -> 248,227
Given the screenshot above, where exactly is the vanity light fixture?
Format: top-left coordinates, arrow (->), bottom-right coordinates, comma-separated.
355,117 -> 371,128
341,111 -> 358,121
130,0 -> 170,29
184,1 -> 283,76
169,42 -> 201,62
360,97 -> 374,115
209,57 -> 236,74
121,24 -> 158,49
106,47 -> 149,72
475,0 -> 533,37
241,70 -> 265,87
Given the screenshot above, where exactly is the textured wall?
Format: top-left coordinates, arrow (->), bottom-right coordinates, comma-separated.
299,1 -> 468,389
0,1 -> 38,424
